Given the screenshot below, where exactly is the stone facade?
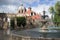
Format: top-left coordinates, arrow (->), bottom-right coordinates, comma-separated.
0,4 -> 41,29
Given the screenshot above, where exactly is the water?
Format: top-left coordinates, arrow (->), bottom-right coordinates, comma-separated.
12,27 -> 60,38
28,28 -> 58,32
29,28 -> 60,38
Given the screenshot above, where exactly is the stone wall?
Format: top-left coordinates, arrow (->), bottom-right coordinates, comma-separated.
9,34 -> 60,40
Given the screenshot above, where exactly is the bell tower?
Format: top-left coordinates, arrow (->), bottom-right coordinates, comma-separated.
18,4 -> 26,14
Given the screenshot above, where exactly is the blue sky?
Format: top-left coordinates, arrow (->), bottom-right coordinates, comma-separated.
0,0 -> 59,13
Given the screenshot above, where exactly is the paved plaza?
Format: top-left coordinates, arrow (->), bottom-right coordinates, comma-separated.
0,30 -> 10,40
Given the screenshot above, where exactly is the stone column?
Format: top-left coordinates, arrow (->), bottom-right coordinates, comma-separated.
15,16 -> 17,29
7,17 -> 10,35
7,18 -> 10,27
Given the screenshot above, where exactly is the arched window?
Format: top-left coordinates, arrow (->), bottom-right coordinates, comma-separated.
25,8 -> 26,12
18,10 -> 20,13
31,12 -> 33,16
22,9 -> 23,13
34,12 -> 36,15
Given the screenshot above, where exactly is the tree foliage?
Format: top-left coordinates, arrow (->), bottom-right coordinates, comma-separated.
55,1 -> 60,14
49,6 -> 54,14
49,1 -> 60,26
10,19 -> 15,29
49,6 -> 55,21
16,17 -> 26,27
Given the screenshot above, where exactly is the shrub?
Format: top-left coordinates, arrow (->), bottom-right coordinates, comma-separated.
10,19 -> 15,29
16,17 -> 26,27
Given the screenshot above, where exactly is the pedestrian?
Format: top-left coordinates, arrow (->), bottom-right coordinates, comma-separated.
3,22 -> 8,35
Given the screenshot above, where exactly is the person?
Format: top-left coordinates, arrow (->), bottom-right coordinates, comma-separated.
3,22 -> 8,35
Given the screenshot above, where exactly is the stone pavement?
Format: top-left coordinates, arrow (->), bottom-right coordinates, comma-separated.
0,30 -> 10,40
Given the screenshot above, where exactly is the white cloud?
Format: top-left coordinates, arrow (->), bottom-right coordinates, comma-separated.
0,5 -> 18,13
32,4 -> 51,18
6,5 -> 17,11
0,5 -> 17,13
21,0 -> 39,4
32,4 -> 50,14
7,0 -> 15,3
57,0 -> 60,1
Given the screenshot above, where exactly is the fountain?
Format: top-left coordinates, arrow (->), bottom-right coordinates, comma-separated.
10,25 -> 60,40
10,18 -> 60,40
10,10 -> 60,40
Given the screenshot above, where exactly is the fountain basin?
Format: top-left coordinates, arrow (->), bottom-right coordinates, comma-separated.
9,26 -> 60,40
11,27 -> 60,38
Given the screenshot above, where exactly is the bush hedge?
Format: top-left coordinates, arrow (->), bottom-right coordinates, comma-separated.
16,17 -> 26,27
10,19 -> 15,29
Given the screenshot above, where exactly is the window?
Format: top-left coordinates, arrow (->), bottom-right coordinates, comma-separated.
19,10 -> 20,13
22,9 -> 23,13
31,12 -> 33,16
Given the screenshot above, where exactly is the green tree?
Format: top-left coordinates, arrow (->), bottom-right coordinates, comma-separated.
49,6 -> 55,21
10,19 -> 15,30
54,1 -> 60,26
49,1 -> 60,26
55,1 -> 60,14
